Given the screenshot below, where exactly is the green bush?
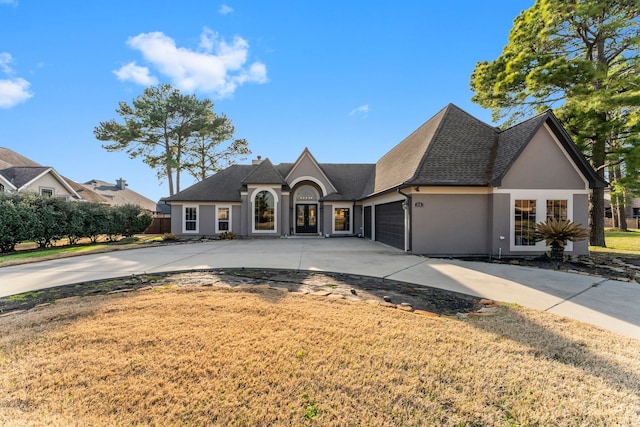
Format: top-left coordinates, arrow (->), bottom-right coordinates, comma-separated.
0,193 -> 35,252
0,193 -> 154,251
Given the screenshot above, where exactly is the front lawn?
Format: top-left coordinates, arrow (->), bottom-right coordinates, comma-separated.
590,228 -> 640,257
1,282 -> 639,426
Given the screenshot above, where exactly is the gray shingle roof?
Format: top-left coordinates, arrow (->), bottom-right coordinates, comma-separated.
0,166 -> 50,188
408,104 -> 498,186
165,165 -> 254,202
166,104 -> 606,203
241,158 -> 287,185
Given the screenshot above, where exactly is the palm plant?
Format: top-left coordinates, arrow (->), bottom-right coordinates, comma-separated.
536,218 -> 589,261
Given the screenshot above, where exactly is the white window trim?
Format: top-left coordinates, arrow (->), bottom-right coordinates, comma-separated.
251,188 -> 278,234
509,190 -> 574,252
215,205 -> 232,234
40,187 -> 55,197
332,204 -> 352,234
183,205 -> 199,234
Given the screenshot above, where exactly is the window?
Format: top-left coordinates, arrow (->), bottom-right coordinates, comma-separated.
184,206 -> 198,233
333,206 -> 351,233
0,184 -> 4,192
514,200 -> 536,246
295,186 -> 318,202
254,190 -> 275,232
40,188 -> 54,198
510,193 -> 575,251
547,200 -> 567,221
216,206 -> 231,233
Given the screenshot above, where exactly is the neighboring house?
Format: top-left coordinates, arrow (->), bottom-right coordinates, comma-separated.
164,104 -> 606,257
81,179 -> 157,212
604,190 -> 640,228
0,147 -> 85,200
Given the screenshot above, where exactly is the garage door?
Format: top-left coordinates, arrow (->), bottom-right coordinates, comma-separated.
375,201 -> 405,249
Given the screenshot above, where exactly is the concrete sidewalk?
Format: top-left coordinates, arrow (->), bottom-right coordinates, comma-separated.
1,238 -> 639,341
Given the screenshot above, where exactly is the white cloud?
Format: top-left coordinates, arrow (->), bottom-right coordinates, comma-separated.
350,104 -> 369,117
0,78 -> 33,108
0,0 -> 18,6
219,4 -> 233,15
113,61 -> 158,85
0,52 -> 15,74
0,52 -> 33,108
118,29 -> 268,98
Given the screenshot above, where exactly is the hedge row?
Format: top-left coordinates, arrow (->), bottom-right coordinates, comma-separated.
0,192 -> 153,253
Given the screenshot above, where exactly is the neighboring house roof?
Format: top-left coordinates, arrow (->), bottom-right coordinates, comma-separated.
0,165 -> 82,199
0,147 -> 41,168
65,178 -> 109,203
165,104 -> 607,204
82,179 -> 158,211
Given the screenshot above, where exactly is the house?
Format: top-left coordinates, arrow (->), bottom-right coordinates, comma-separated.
164,104 -> 607,256
81,178 -> 157,212
0,147 -> 85,200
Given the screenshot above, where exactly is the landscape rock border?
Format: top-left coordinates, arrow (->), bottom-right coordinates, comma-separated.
0,268 -> 487,319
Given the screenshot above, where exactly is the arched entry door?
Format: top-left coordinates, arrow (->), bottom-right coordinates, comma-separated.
294,186 -> 319,234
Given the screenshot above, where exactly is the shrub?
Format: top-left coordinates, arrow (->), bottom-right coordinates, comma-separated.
218,231 -> 236,240
162,233 -> 177,241
536,218 -> 589,261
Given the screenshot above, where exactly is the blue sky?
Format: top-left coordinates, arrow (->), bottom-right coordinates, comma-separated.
0,0 -> 533,202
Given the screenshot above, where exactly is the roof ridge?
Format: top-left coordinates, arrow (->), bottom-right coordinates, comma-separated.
499,109 -> 551,133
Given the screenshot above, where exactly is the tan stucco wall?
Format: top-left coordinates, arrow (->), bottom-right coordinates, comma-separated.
22,173 -> 74,198
411,194 -> 490,255
500,125 -> 586,190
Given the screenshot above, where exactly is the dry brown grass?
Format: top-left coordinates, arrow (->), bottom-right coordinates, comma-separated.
1,282 -> 640,426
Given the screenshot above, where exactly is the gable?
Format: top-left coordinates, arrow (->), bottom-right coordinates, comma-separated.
19,168 -> 80,197
285,149 -> 337,196
500,123 -> 587,190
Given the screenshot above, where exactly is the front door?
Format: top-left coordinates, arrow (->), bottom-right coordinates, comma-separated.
296,204 -> 317,234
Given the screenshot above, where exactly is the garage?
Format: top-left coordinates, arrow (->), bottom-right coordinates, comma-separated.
374,201 -> 405,250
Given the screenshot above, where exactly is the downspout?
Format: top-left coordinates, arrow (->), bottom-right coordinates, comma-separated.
397,188 -> 412,252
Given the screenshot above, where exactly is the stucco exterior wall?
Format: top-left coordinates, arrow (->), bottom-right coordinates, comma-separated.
572,193 -> 589,255
411,194 -> 489,255
489,193 -> 511,257
500,125 -> 586,190
286,155 -> 335,197
22,173 -> 75,199
170,204 -> 183,236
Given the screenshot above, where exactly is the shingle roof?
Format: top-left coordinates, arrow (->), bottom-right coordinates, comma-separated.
319,164 -> 375,201
166,104 -> 606,203
408,104 -> 498,186
81,179 -> 156,210
0,166 -> 50,188
241,158 -> 287,185
165,165 -> 254,202
0,147 -> 42,168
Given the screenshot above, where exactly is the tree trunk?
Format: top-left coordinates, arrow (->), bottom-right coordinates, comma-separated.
615,164 -> 628,231
590,187 -> 606,247
550,243 -> 564,262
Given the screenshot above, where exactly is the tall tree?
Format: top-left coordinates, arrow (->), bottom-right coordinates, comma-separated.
94,84 -> 249,196
183,112 -> 250,181
470,0 -> 640,246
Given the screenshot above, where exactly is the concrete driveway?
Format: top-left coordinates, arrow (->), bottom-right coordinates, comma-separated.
1,238 -> 639,341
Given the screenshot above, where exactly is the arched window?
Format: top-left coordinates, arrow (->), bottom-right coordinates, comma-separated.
254,190 -> 276,232
295,186 -> 318,202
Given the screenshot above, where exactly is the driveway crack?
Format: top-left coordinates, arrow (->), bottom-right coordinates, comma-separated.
545,278 -> 609,312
